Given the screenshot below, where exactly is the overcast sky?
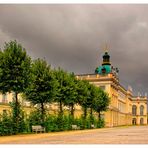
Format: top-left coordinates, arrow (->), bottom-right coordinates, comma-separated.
0,4 -> 148,95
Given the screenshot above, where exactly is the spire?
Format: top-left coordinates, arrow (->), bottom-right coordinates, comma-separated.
103,43 -> 108,52
95,44 -> 112,74
102,44 -> 111,66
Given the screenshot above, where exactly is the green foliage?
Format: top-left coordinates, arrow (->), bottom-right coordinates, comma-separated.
44,114 -> 100,132
44,114 -> 73,132
25,59 -> 58,105
63,115 -> 73,130
24,59 -> 58,123
89,113 -> 95,124
0,108 -> 104,136
10,101 -> 26,134
77,80 -> 92,119
92,87 -> 110,120
55,113 -> 65,131
72,116 -> 98,130
63,73 -> 78,117
27,109 -> 42,125
0,40 -> 31,94
77,80 -> 90,106
0,40 -> 31,131
54,68 -> 75,114
44,114 -> 58,132
26,109 -> 43,132
97,118 -> 105,128
0,112 -> 13,136
0,101 -> 26,135
89,84 -> 99,110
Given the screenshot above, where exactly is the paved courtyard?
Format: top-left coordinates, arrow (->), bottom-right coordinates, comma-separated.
0,126 -> 148,144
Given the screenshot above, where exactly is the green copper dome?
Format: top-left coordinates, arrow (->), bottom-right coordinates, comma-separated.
95,51 -> 119,76
95,51 -> 111,74
95,65 -> 111,74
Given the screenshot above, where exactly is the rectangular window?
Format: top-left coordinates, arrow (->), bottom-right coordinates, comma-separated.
100,86 -> 105,90
2,94 -> 7,103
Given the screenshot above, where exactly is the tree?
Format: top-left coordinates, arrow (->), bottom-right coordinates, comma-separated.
24,59 -> 58,124
63,72 -> 78,118
77,80 -> 91,120
0,40 -> 31,95
0,40 -> 31,132
53,68 -> 68,115
10,101 -> 26,134
89,84 -> 99,124
92,87 -> 110,121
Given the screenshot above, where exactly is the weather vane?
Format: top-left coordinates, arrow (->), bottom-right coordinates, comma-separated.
103,42 -> 109,52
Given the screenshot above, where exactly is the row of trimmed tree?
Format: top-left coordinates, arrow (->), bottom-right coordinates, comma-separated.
0,40 -> 110,133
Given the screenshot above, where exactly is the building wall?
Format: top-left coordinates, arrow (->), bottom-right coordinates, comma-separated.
132,98 -> 147,125
0,92 -> 31,115
77,73 -> 147,127
0,104 -> 11,114
0,92 -> 14,104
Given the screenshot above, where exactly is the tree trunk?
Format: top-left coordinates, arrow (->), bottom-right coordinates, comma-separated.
59,100 -> 63,114
98,111 -> 101,121
90,107 -> 93,123
70,103 -> 74,118
15,92 -> 19,118
82,107 -> 87,129
41,102 -> 45,124
15,92 -> 19,133
15,92 -> 18,104
83,107 -> 87,119
90,107 -> 93,117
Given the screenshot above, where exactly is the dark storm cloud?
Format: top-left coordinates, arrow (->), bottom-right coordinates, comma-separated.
0,4 -> 148,95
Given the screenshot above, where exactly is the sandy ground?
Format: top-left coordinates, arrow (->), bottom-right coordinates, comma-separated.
0,126 -> 148,144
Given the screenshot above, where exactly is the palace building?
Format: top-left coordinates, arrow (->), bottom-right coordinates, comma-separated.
0,50 -> 147,127
76,50 -> 147,127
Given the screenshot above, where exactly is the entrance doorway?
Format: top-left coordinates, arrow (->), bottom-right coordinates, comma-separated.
132,118 -> 136,125
140,118 -> 144,125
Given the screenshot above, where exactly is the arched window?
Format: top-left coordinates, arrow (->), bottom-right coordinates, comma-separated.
140,105 -> 144,115
140,118 -> 144,125
132,105 -> 137,116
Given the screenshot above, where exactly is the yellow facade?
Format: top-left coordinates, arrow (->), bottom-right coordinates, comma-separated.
131,97 -> 147,125
76,73 -> 147,126
0,92 -> 31,115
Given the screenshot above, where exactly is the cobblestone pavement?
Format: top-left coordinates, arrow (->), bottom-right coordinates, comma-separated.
1,126 -> 148,144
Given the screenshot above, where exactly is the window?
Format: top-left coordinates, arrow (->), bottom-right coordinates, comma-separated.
132,118 -> 136,125
2,94 -> 7,103
132,105 -> 137,116
100,86 -> 105,90
140,105 -> 144,116
118,92 -> 126,100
